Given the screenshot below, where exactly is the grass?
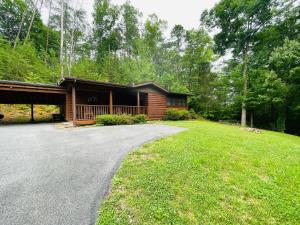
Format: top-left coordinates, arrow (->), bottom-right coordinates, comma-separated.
97,120 -> 300,225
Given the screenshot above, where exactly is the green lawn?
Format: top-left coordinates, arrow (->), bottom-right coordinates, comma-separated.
97,121 -> 300,225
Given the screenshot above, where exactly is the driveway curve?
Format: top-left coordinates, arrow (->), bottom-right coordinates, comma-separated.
0,123 -> 185,225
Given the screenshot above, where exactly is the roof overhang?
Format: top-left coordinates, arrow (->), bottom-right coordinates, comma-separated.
59,77 -> 128,89
0,80 -> 66,105
0,80 -> 66,94
131,81 -> 191,96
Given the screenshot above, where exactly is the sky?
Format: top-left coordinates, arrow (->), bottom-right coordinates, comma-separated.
112,0 -> 218,33
57,0 -> 220,36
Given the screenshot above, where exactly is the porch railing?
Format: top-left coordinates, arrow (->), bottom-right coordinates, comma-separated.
113,105 -> 147,115
76,104 -> 148,120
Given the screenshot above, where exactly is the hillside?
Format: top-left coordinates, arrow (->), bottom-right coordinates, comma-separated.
97,120 -> 300,224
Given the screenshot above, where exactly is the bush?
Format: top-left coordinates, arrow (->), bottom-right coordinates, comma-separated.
180,110 -> 191,120
96,114 -> 119,125
163,109 -> 201,121
116,114 -> 134,125
163,109 -> 181,120
96,114 -> 147,126
188,109 -> 198,119
133,114 -> 147,123
163,109 -> 190,120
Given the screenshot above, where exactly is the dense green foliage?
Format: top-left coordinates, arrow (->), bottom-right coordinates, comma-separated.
97,120 -> 300,224
96,114 -> 146,125
163,109 -> 196,121
201,0 -> 299,134
0,0 -> 298,134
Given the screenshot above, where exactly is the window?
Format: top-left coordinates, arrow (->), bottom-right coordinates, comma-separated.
168,97 -> 187,107
88,96 -> 98,104
168,97 -> 176,106
167,98 -> 172,106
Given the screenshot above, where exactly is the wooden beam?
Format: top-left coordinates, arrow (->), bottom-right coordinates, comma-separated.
30,104 -> 34,122
109,90 -> 113,114
137,91 -> 140,114
0,84 -> 66,94
72,86 -> 76,125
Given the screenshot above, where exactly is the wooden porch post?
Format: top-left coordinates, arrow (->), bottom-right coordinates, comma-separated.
72,86 -> 76,125
137,91 -> 140,114
109,90 -> 113,114
30,104 -> 34,122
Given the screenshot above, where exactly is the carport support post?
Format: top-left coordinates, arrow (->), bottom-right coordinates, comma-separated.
30,104 -> 34,122
137,91 -> 140,114
72,86 -> 76,126
109,90 -> 113,114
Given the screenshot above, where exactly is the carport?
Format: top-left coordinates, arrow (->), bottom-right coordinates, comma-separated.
0,80 -> 66,122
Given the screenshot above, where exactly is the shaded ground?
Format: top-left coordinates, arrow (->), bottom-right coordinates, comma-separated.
0,104 -> 59,124
0,123 -> 185,225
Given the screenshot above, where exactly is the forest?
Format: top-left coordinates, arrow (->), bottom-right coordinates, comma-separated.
0,0 -> 299,135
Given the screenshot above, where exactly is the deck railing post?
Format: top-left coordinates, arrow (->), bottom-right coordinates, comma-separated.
72,86 -> 76,125
109,90 -> 113,114
137,91 -> 140,114
30,104 -> 34,122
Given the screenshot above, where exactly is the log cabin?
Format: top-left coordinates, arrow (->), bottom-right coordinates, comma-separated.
0,78 -> 189,125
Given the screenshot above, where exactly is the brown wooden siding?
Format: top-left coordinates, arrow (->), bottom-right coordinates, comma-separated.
66,91 -> 73,121
135,86 -> 167,120
148,91 -> 167,120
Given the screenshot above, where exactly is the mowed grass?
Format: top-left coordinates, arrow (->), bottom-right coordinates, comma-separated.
97,121 -> 300,225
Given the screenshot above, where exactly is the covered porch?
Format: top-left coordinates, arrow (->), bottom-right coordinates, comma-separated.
75,91 -> 148,122
61,78 -> 148,125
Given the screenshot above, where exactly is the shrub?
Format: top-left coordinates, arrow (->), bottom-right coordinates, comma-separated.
180,110 -> 191,120
133,114 -> 147,123
116,114 -> 134,125
96,114 -> 147,126
163,109 -> 201,121
188,109 -> 198,119
163,109 -> 182,120
96,114 -> 119,125
163,109 -> 191,120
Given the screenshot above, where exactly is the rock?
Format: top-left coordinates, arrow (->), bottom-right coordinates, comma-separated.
240,127 -> 262,134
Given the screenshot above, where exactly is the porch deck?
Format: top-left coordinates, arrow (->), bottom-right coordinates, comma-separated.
76,104 -> 148,121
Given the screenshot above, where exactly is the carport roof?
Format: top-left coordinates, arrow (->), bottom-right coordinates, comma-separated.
0,80 -> 62,89
0,80 -> 66,105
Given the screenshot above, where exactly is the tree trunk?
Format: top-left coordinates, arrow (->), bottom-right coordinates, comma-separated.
45,0 -> 53,53
60,0 -> 64,79
241,51 -> 248,127
68,4 -> 78,77
108,44 -> 112,82
250,111 -> 253,128
25,0 -> 39,42
14,9 -> 27,48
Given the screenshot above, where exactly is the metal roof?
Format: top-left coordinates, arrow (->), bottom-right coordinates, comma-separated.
0,78 -> 190,96
0,80 -> 62,89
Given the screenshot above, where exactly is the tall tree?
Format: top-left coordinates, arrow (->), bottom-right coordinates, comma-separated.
45,0 -> 53,52
93,0 -> 120,67
60,0 -> 64,78
13,0 -> 27,48
25,0 -> 40,42
201,0 -> 292,126
120,1 -> 140,56
170,24 -> 186,80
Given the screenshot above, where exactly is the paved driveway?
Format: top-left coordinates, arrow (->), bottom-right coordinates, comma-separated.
0,123 -> 185,225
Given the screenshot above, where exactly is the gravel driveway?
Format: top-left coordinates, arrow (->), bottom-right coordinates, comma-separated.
0,123 -> 185,225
